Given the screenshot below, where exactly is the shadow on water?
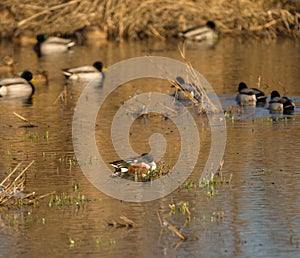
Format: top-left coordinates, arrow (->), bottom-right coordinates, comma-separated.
0,38 -> 300,257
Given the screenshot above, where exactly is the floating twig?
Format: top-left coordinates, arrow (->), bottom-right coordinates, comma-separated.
13,112 -> 36,127
166,221 -> 187,241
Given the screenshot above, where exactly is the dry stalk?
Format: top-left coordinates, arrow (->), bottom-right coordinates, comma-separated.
1,0 -> 299,39
166,221 -> 187,241
0,161 -> 54,206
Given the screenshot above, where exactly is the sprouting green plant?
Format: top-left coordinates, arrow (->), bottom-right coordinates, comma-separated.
44,131 -> 49,143
169,201 -> 191,217
108,239 -> 116,245
48,192 -> 87,208
29,131 -> 40,140
69,238 -> 75,248
184,180 -> 195,190
72,181 -> 80,192
94,237 -> 102,246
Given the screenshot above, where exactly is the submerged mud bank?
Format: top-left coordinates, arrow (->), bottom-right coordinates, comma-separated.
0,0 -> 299,41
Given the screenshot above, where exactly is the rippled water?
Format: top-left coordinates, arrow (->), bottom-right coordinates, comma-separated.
0,37 -> 300,257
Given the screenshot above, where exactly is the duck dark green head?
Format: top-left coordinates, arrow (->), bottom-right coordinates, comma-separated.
206,21 -> 216,29
238,82 -> 248,92
21,70 -> 33,82
93,61 -> 103,72
36,34 -> 48,43
175,76 -> 185,85
271,90 -> 281,99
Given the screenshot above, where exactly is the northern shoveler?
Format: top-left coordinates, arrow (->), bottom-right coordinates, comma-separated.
269,90 -> 295,114
62,61 -> 104,81
109,153 -> 157,175
0,70 -> 35,98
34,34 -> 75,57
236,82 -> 267,106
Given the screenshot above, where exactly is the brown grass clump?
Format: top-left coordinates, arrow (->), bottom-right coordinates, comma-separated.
0,0 -> 299,40
0,161 -> 54,206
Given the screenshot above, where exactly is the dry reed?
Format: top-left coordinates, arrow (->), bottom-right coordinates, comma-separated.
0,161 -> 54,206
0,0 -> 299,40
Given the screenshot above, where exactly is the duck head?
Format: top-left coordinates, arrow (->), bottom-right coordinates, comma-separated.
36,34 -> 48,43
141,153 -> 154,162
238,82 -> 248,92
270,90 -> 281,99
21,70 -> 33,82
206,21 -> 216,29
93,61 -> 103,72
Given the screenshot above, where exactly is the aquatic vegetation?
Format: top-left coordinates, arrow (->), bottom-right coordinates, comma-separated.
68,236 -> 117,248
58,154 -> 79,170
0,161 -> 53,206
1,1 -> 298,40
48,191 -> 86,208
169,201 -> 191,217
183,180 -> 195,190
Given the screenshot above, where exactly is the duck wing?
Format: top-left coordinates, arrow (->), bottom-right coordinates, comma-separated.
239,88 -> 256,95
64,66 -> 98,74
282,96 -> 295,109
0,77 -> 28,86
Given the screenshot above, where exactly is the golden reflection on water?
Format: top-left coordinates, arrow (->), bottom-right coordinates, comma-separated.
0,38 -> 299,257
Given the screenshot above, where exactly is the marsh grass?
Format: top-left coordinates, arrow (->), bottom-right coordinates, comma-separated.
1,0 -> 299,40
0,161 -> 54,206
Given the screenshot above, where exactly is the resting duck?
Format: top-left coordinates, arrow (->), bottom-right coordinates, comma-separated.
269,90 -> 295,114
62,61 -> 104,81
13,29 -> 36,46
236,82 -> 267,106
171,76 -> 202,102
178,21 -> 218,42
0,56 -> 16,72
0,70 -> 35,98
34,34 -> 75,57
110,153 -> 156,175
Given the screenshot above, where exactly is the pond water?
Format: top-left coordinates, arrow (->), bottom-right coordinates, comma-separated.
0,37 -> 300,257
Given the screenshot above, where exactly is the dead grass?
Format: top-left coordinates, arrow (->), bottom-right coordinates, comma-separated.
0,0 -> 299,39
0,161 -> 54,206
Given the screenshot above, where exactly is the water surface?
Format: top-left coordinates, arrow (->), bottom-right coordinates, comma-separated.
0,37 -> 300,257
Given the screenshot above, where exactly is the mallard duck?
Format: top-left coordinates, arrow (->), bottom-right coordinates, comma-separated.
269,90 -> 295,114
0,56 -> 16,72
0,70 -> 35,98
171,76 -> 202,102
110,153 -> 156,174
34,69 -> 49,85
34,34 -> 75,57
179,21 -> 218,42
74,26 -> 107,46
13,29 -> 36,46
62,61 -> 104,81
236,82 -> 267,106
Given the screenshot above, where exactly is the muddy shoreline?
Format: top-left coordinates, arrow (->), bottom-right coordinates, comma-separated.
0,0 -> 299,42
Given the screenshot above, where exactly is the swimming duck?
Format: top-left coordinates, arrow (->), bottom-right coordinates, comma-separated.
62,61 -> 104,81
171,76 -> 202,102
0,70 -> 35,98
74,26 -> 107,46
13,29 -> 36,46
236,82 -> 267,106
0,56 -> 16,72
179,21 -> 218,42
269,90 -> 295,114
34,34 -> 75,57
110,153 -> 157,174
